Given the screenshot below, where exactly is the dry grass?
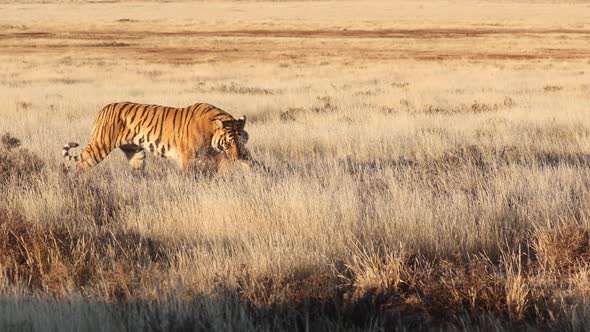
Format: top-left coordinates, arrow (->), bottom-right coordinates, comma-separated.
2,0 -> 590,330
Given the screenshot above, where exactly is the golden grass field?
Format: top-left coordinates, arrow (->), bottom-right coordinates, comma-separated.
2,0 -> 590,330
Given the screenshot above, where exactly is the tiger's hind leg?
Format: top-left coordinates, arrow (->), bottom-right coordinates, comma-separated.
120,145 -> 146,171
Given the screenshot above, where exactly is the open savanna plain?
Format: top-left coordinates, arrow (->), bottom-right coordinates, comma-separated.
2,1 -> 590,330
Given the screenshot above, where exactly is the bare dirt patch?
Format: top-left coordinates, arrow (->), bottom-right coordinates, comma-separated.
2,28 -> 589,63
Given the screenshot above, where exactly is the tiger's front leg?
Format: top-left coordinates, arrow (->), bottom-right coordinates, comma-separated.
176,146 -> 205,171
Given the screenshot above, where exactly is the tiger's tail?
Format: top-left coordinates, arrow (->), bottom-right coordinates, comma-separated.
62,142 -> 81,162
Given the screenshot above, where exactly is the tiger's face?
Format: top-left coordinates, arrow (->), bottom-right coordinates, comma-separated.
213,116 -> 249,160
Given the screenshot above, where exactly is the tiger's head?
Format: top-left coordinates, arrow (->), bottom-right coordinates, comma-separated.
212,116 -> 249,160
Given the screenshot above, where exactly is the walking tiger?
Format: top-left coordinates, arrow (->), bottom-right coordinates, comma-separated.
62,102 -> 251,173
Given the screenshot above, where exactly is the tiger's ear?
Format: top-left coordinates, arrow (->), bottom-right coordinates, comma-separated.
215,119 -> 224,129
238,116 -> 246,128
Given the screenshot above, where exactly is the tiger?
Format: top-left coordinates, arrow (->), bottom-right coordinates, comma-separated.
62,102 -> 250,172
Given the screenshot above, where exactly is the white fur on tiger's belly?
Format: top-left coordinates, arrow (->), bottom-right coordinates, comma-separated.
140,142 -> 180,160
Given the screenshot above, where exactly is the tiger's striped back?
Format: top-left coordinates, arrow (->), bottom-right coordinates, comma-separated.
62,102 -> 250,171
